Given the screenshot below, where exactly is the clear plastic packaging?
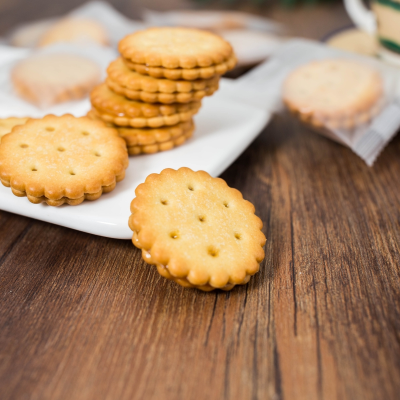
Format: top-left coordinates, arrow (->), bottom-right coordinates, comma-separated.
0,43 -> 117,117
227,39 -> 400,166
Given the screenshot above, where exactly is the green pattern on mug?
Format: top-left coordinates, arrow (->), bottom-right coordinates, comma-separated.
379,38 -> 400,53
375,0 -> 400,11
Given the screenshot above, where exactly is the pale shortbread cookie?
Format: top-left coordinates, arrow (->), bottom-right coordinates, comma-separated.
327,29 -> 378,57
106,77 -> 218,104
90,84 -> 201,128
10,20 -> 54,48
0,117 -> 29,142
283,59 -> 383,129
119,27 -> 233,69
38,18 -> 109,47
12,53 -> 101,108
0,115 -> 128,206
123,54 -> 237,81
128,168 -> 266,291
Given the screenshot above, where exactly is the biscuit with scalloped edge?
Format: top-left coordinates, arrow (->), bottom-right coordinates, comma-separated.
87,109 -> 194,146
107,58 -> 220,93
0,117 -> 29,142
123,54 -> 236,81
90,105 -> 199,129
87,109 -> 195,153
127,125 -> 194,155
0,115 -> 128,206
128,168 -> 266,291
90,83 -> 201,127
119,27 -> 233,69
106,77 -> 218,104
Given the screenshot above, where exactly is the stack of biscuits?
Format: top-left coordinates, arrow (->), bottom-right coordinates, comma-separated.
88,27 -> 236,155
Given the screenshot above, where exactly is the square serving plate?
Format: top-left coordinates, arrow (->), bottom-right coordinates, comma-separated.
0,85 -> 270,239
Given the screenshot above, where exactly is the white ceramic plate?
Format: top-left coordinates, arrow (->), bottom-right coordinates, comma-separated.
0,89 -> 270,239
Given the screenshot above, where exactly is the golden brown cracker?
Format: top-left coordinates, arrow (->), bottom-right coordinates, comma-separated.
128,167 -> 266,291
127,123 -> 194,155
119,27 -> 233,69
107,58 -> 219,93
89,94 -> 200,128
106,77 -> 218,104
123,54 -> 237,81
0,117 -> 29,142
87,109 -> 194,148
0,115 -> 128,206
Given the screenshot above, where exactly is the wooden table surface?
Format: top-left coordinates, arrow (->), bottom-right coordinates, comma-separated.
1,1 -> 399,400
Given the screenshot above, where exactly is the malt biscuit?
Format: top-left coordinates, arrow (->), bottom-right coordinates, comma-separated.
119,27 -> 233,69
90,84 -> 201,128
0,117 -> 29,141
38,18 -> 109,47
106,77 -> 218,104
123,53 -> 237,81
12,53 -> 101,108
283,59 -> 383,129
0,115 -> 128,206
127,129 -> 193,155
87,109 -> 194,151
127,123 -> 194,155
91,83 -> 201,118
128,167 -> 266,291
107,58 -> 219,93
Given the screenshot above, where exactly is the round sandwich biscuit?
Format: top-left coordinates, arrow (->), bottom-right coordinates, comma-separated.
106,77 -> 218,104
107,58 -> 220,93
0,115 -> 129,206
123,54 -> 237,81
87,109 -> 195,154
90,84 -> 201,128
119,27 -> 233,69
12,53 -> 101,108
283,59 -> 383,129
127,127 -> 193,156
129,167 -> 266,291
0,117 -> 29,142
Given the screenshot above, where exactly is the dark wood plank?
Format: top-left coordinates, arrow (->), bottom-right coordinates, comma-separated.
0,1 -> 399,399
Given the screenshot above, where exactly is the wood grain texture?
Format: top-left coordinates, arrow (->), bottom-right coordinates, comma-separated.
0,1 -> 400,399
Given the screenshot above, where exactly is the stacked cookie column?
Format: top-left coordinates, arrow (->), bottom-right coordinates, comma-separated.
89,27 -> 236,155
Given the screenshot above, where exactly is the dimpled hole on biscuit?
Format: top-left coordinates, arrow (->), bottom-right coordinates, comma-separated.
234,233 -> 242,240
198,215 -> 206,222
170,231 -> 179,239
94,152 -> 101,157
208,246 -> 219,257
46,127 -> 55,132
20,144 -> 28,148
188,184 -> 194,191
223,201 -> 229,208
70,171 -> 76,176
160,199 -> 168,205
82,131 -> 90,136
57,147 -> 65,152
31,168 -> 37,172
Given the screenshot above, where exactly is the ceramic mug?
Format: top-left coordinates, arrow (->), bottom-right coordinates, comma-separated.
344,0 -> 400,65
